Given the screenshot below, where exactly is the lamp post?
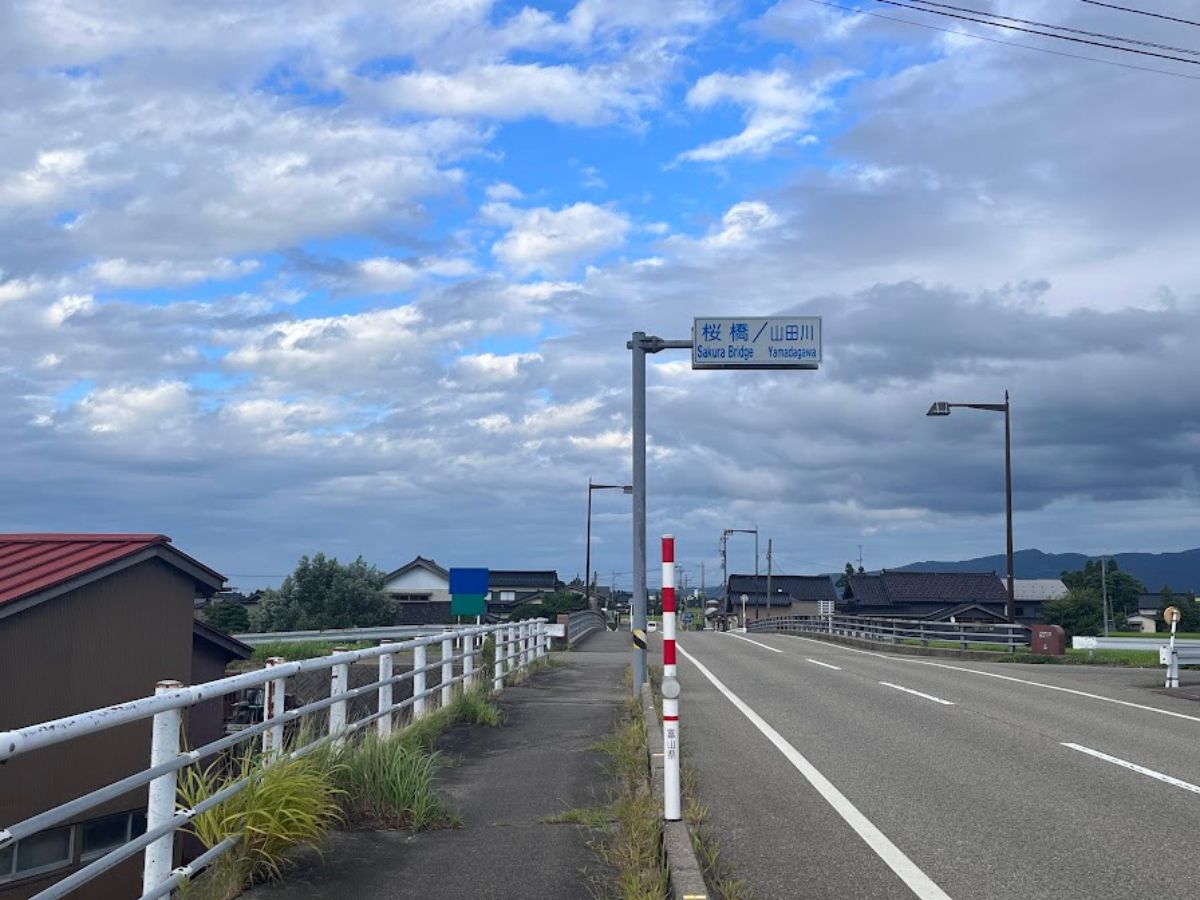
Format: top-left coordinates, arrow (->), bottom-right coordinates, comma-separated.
722,527 -> 758,618
926,392 -> 1015,623
586,479 -> 633,611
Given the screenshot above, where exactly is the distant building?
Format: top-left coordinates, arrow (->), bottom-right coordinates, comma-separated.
841,571 -> 1010,622
1012,579 -> 1067,623
487,570 -> 560,617
724,574 -> 838,618
0,533 -> 229,899
382,556 -> 453,624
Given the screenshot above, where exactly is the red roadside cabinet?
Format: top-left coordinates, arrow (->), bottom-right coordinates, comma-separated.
1030,624 -> 1066,656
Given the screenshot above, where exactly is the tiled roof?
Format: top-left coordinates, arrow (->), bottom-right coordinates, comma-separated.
0,533 -> 224,608
489,570 -> 558,590
727,574 -> 837,602
844,571 -> 1007,607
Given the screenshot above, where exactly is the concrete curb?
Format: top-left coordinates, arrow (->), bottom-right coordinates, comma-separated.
640,683 -> 710,900
764,629 -> 1023,660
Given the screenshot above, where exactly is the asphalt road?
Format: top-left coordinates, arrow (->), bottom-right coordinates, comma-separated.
670,631 -> 1200,900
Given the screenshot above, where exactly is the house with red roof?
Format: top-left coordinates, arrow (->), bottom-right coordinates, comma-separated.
0,534 -> 246,900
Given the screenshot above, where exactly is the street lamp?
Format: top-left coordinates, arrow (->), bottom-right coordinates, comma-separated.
721,527 -> 759,618
586,479 -> 633,611
926,391 -> 1015,622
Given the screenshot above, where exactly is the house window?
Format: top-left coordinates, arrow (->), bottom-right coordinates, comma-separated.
393,593 -> 432,602
8,825 -> 73,881
80,812 -> 133,862
500,591 -> 516,602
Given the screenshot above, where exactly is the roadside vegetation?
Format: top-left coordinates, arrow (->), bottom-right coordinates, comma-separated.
177,686 -> 504,899
247,640 -> 377,662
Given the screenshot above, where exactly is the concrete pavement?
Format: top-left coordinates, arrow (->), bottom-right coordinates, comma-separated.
673,630 -> 1200,900
247,631 -> 630,900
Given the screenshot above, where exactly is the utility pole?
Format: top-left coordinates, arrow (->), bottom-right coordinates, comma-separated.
754,529 -> 760,622
766,538 -> 773,618
720,532 -> 728,613
1101,556 -> 1110,636
858,544 -> 863,571
700,560 -> 705,599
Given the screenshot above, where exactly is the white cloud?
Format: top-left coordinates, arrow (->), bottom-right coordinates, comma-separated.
80,381 -> 191,435
679,69 -> 847,162
45,293 -> 95,326
486,182 -> 524,201
487,201 -> 630,276
91,257 -> 259,288
456,351 -> 542,382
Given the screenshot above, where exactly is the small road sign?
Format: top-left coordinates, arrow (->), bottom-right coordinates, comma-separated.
450,568 -> 489,617
1165,606 -> 1181,625
692,316 -> 821,370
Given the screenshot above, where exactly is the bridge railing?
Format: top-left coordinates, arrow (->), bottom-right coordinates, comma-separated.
748,614 -> 1029,652
0,619 -> 548,900
233,624 -> 456,646
564,609 -> 608,647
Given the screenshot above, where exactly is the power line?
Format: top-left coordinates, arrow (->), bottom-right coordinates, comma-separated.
908,0 -> 1200,55
796,0 -> 1200,81
874,0 -> 1200,65
1081,0 -> 1200,28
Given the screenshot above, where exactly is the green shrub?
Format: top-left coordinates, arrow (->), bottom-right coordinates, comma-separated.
178,750 -> 343,885
330,733 -> 454,829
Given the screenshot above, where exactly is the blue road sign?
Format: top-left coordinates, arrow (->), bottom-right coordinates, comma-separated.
449,567 -> 489,595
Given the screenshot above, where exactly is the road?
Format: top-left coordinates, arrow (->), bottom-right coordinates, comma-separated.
671,630 -> 1200,900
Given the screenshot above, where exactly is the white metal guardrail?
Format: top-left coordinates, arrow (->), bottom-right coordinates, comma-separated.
0,619 -> 548,900
1072,636 -> 1200,688
565,609 -> 608,646
749,613 -> 1029,652
233,624 -> 453,646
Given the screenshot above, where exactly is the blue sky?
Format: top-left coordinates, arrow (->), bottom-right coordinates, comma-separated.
2,0 -> 1199,589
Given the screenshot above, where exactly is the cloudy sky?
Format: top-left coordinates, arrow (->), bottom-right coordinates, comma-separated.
3,0 -> 1199,591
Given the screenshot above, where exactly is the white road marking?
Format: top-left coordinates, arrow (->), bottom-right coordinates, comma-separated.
778,633 -> 1200,726
806,658 -> 843,671
879,682 -> 955,706
678,644 -> 954,900
1062,743 -> 1200,795
718,631 -> 783,653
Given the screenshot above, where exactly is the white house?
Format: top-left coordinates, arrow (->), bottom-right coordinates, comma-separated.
383,556 -> 450,603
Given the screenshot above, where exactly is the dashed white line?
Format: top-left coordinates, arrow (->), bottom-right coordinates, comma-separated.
879,682 -> 955,706
718,631 -> 783,653
1062,743 -> 1200,795
678,644 -> 954,900
778,633 -> 1200,726
806,658 -> 843,671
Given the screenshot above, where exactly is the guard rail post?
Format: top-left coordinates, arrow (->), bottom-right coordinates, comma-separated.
263,656 -> 286,757
414,643 -> 428,718
441,630 -> 454,707
494,629 -> 505,692
507,624 -> 517,674
377,641 -> 394,739
463,632 -> 474,690
142,680 -> 183,894
330,648 -> 349,747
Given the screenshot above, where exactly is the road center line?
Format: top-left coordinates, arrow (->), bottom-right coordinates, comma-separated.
806,658 -> 842,671
1062,743 -> 1200,795
718,631 -> 783,653
678,644 -> 954,900
779,633 -> 1200,726
879,682 -> 955,706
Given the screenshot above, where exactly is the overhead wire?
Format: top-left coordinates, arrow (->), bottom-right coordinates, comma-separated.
1080,0 -> 1200,28
907,0 -> 1200,55
873,0 -> 1200,65
795,0 -> 1200,81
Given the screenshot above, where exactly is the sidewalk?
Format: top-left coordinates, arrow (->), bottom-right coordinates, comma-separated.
246,630 -> 629,899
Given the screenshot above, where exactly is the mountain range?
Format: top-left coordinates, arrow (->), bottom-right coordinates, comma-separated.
891,549 -> 1200,593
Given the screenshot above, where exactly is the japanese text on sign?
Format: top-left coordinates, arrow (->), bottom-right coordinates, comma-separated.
692,316 -> 821,369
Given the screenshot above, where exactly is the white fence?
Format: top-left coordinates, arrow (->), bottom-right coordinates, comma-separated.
0,619 -> 548,900
1072,635 -> 1200,687
748,613 -> 1029,652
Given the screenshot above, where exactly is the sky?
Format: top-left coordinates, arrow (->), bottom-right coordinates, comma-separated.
2,0 -> 1199,592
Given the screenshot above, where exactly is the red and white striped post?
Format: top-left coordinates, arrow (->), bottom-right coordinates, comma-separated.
661,534 -> 682,821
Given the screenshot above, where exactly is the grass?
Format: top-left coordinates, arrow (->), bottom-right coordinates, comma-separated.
321,733 -> 455,830
1109,630 -> 1200,639
249,641 -> 377,661
587,691 -> 669,900
682,767 -> 752,900
543,805 -> 613,828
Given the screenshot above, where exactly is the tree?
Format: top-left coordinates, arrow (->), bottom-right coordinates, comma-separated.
1160,585 -> 1200,632
1041,587 -> 1104,639
203,600 -> 249,634
835,562 -> 865,589
1061,559 -> 1145,623
509,591 -> 587,622
251,553 -> 393,632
